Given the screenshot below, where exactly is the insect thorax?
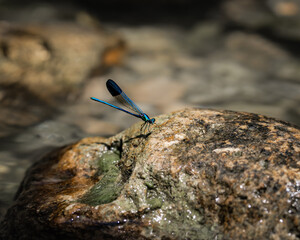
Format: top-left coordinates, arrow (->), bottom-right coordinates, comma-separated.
142,114 -> 155,124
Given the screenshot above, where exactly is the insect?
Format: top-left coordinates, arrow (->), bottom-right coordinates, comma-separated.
91,79 -> 155,132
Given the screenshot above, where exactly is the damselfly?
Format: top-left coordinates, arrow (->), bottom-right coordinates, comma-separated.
91,79 -> 155,132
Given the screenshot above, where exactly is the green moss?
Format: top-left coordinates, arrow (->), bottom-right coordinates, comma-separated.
144,181 -> 155,189
79,150 -> 123,206
97,150 -> 120,174
147,198 -> 162,210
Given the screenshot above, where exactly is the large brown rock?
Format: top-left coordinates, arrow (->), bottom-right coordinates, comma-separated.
1,109 -> 299,239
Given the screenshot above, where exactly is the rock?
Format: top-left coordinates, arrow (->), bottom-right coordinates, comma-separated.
222,0 -> 275,29
0,22 -> 109,103
0,22 -> 125,137
224,32 -> 290,72
0,108 -> 299,239
222,0 -> 300,41
185,21 -> 223,55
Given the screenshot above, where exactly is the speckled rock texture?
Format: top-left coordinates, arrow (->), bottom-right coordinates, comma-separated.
1,108 -> 299,240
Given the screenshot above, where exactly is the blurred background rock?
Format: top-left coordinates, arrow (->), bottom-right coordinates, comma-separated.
0,0 -> 299,219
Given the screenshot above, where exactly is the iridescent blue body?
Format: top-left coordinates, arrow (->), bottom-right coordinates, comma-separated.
91,79 -> 155,129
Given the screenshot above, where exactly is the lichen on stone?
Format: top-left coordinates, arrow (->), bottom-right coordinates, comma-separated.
79,149 -> 123,205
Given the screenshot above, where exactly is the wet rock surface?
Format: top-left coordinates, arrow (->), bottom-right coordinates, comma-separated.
1,109 -> 299,240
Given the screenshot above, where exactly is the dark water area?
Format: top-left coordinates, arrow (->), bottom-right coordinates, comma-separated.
0,0 -> 300,221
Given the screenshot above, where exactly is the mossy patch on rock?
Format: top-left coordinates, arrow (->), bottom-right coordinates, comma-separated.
79,149 -> 123,205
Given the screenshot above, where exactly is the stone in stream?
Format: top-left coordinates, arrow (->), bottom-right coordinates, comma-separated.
0,108 -> 299,239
